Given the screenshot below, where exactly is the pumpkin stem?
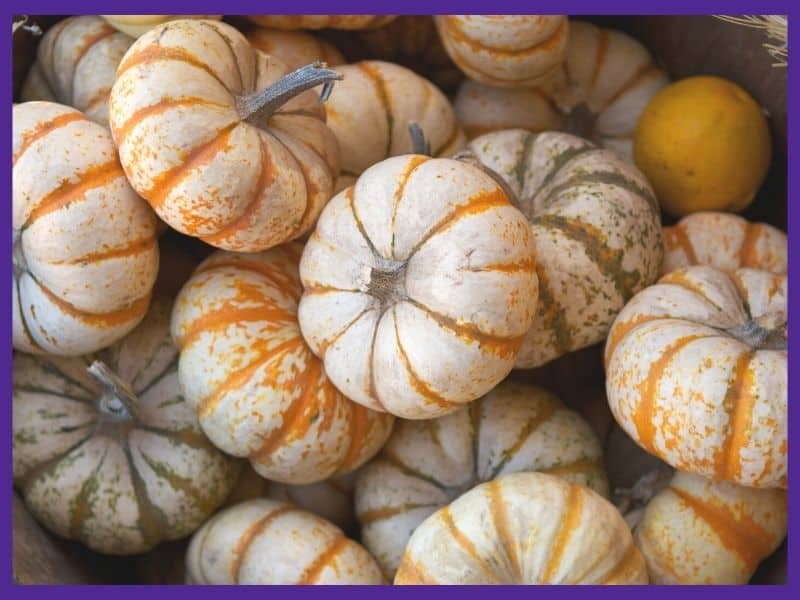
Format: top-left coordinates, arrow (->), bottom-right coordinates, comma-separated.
725,312 -> 787,350
367,263 -> 407,307
236,61 -> 343,125
452,148 -> 522,209
87,360 -> 137,420
408,122 -> 431,156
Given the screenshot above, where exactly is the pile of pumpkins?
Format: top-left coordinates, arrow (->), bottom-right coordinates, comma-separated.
12,14 -> 787,585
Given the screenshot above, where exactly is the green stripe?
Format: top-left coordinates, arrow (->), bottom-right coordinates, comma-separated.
542,169 -> 659,216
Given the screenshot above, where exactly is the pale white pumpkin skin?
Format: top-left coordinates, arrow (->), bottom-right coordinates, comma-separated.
356,380 -> 609,577
298,155 -> 539,419
13,101 -> 158,356
13,298 -> 239,555
20,16 -> 133,125
109,19 -> 340,253
246,28 -> 345,72
186,498 -> 384,584
635,471 -> 787,584
434,15 -> 568,88
395,472 -> 647,584
468,129 -> 663,369
171,245 -> 394,484
101,15 -> 222,37
662,212 -> 787,275
245,15 -> 396,30
324,61 -> 466,180
605,266 -> 787,488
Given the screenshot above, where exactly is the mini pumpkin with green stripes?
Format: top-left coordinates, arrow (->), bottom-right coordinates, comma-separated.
186,498 -> 384,584
108,19 -> 341,253
605,265 -> 787,489
634,471 -> 787,584
13,101 -> 159,356
466,129 -> 664,369
12,297 -> 239,555
395,471 -> 647,584
171,244 -> 394,484
21,16 -> 134,126
355,380 -> 609,578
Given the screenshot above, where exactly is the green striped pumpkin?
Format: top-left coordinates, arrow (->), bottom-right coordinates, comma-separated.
13,297 -> 240,555
355,380 -> 608,578
467,130 -> 663,368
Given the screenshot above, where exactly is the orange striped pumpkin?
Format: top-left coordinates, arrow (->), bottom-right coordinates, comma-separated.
101,15 -> 222,37
13,297 -> 239,555
356,380 -> 609,578
635,471 -> 787,584
186,498 -> 384,584
467,130 -> 663,369
171,244 -> 394,484
246,28 -> 345,73
227,464 -> 359,531
605,266 -> 787,489
109,19 -> 341,253
434,15 -> 568,88
324,60 -> 466,189
20,16 -> 133,125
454,21 -> 669,160
662,212 -> 787,276
395,472 -> 647,584
13,101 -> 158,356
298,155 -> 539,419
245,15 -> 396,30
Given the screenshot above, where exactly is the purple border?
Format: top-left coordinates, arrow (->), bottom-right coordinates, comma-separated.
4,0 -> 796,596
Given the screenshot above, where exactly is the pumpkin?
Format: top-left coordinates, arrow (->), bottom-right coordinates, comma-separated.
12,297 -> 239,555
395,472 -> 647,584
434,15 -> 568,88
171,244 -> 394,484
246,28 -> 345,73
245,15 -> 396,30
662,212 -> 787,276
298,153 -> 539,419
20,16 -> 133,125
108,19 -> 341,253
634,471 -> 787,584
454,21 -> 669,160
605,265 -> 787,489
323,60 -> 466,189
185,498 -> 384,584
356,380 -> 609,578
227,464 -> 358,531
13,101 -> 159,356
466,130 -> 663,369
101,15 -> 222,37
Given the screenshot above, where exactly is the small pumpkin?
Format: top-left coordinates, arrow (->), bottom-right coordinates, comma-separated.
20,16 -> 133,125
171,244 -> 394,484
245,15 -> 396,30
186,498 -> 384,584
395,472 -> 647,584
434,15 -> 568,88
605,266 -> 787,488
466,130 -> 663,369
13,101 -> 159,356
454,21 -> 669,160
324,60 -> 466,188
13,298 -> 239,555
356,380 -> 608,578
109,19 -> 341,252
662,212 -> 787,276
100,15 -> 222,37
298,153 -> 538,419
634,471 -> 787,584
246,27 -> 345,72
227,464 -> 358,531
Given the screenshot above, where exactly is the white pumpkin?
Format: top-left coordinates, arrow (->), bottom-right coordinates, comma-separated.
101,15 -> 222,37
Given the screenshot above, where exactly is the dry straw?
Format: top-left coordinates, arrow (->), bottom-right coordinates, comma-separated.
714,15 -> 788,67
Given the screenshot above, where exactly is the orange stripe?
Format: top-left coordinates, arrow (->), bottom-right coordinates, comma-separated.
175,305 -> 293,349
395,556 -> 437,584
601,63 -> 663,112
14,112 -> 87,166
739,223 -> 764,269
604,314 -> 662,369
297,535 -> 349,584
112,97 -> 230,145
488,479 -> 522,581
24,160 -> 124,227
658,270 -> 724,312
541,484 -> 584,582
539,457 -> 605,479
716,351 -> 757,481
83,86 -> 111,115
194,258 -> 302,303
443,15 -> 567,58
313,306 -> 374,356
50,236 -> 156,265
439,506 -> 497,580
337,404 -> 370,472
487,398 -> 558,478
72,25 -> 116,70
117,44 -> 230,90
390,156 -> 431,259
663,223 -> 699,266
230,505 -> 295,582
466,257 -> 536,275
358,502 -> 439,525
35,279 -> 150,328
598,542 -> 642,584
